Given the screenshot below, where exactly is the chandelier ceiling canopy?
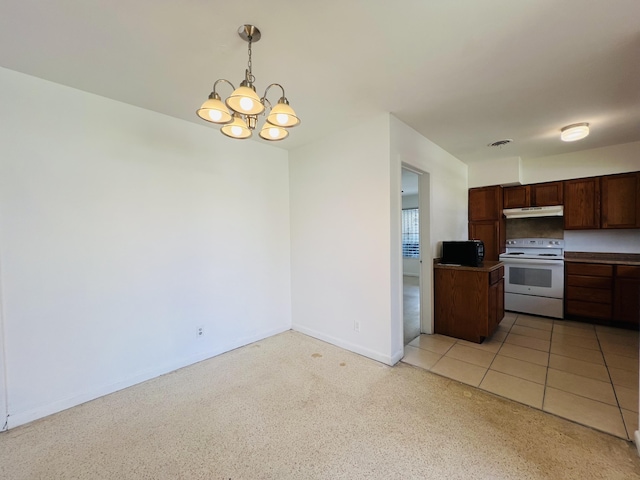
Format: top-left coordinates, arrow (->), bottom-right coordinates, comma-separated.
196,25 -> 300,141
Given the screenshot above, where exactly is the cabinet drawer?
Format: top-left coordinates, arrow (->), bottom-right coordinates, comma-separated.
567,275 -> 613,289
565,262 -> 613,277
489,266 -> 504,285
616,265 -> 640,279
566,300 -> 612,319
566,286 -> 612,304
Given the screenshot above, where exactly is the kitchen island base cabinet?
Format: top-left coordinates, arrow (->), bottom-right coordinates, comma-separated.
434,263 -> 504,343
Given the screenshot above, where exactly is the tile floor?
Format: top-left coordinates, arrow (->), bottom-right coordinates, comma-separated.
402,312 -> 639,441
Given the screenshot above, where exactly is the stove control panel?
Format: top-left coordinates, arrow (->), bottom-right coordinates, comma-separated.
506,238 -> 564,248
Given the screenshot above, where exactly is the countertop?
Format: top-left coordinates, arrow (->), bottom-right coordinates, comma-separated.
564,252 -> 640,266
434,260 -> 503,272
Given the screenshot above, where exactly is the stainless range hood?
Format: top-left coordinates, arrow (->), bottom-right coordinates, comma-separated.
503,205 -> 563,219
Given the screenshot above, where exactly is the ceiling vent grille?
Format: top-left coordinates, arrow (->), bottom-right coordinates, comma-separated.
488,139 -> 513,147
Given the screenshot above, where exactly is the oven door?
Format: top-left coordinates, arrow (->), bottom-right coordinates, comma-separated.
501,257 -> 564,299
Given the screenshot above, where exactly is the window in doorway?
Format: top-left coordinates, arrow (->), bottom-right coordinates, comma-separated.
402,208 -> 419,258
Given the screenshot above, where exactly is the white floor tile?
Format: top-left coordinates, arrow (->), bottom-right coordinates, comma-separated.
402,312 -> 638,441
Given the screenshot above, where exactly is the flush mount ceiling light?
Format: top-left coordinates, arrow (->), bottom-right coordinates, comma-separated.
196,25 -> 300,141
560,123 -> 589,142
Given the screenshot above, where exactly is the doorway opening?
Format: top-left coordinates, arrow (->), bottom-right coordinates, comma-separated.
400,166 -> 432,347
401,169 -> 421,345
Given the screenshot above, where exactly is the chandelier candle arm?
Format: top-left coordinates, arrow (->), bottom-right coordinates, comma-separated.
196,24 -> 300,141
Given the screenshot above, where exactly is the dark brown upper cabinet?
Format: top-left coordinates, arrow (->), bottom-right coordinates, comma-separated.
503,185 -> 530,209
564,177 -> 600,230
469,220 -> 504,261
531,181 -> 564,206
469,186 -> 503,221
503,181 -> 563,209
601,172 -> 640,229
469,186 -> 504,260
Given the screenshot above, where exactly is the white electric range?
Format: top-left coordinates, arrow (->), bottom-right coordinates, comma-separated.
499,238 -> 565,319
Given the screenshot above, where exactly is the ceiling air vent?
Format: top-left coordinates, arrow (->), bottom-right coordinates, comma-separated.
488,139 -> 513,147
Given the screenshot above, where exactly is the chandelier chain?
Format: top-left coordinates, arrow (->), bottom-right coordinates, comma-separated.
246,36 -> 255,84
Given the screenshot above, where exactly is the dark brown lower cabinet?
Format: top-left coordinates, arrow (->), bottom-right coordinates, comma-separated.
614,266 -> 640,326
565,263 -> 613,320
434,263 -> 504,343
565,262 -> 639,327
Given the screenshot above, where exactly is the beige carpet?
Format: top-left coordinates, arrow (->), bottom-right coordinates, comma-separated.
1,331 -> 639,479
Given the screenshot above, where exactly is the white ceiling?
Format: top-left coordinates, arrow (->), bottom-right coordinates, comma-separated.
1,1 -> 639,164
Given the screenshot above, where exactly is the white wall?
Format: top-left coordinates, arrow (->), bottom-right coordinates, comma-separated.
390,117 -> 469,258
468,141 -> 640,188
565,230 -> 640,254
390,116 -> 468,348
0,254 -> 6,428
468,157 -> 522,188
521,141 -> 640,184
0,67 -> 292,428
289,115 -> 396,364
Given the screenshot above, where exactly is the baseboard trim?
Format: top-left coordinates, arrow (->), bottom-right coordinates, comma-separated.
390,349 -> 404,365
6,324 -> 290,430
292,324 -> 395,365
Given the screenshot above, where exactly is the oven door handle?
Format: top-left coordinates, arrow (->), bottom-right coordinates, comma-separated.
499,257 -> 564,265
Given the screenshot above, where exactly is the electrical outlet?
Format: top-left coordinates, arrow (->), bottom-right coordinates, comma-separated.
354,321 -> 360,333
196,326 -> 204,338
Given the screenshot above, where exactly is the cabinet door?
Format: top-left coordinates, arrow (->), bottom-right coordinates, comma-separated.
487,277 -> 505,336
614,266 -> 640,325
564,178 -> 600,229
601,172 -> 640,229
469,221 -> 502,261
503,185 -> 530,208
469,186 -> 502,221
531,181 -> 563,206
488,278 -> 504,335
434,268 -> 486,342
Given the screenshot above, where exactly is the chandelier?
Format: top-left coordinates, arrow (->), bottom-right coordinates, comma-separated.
196,25 -> 300,141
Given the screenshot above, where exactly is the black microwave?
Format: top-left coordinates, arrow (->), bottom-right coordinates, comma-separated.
441,240 -> 485,267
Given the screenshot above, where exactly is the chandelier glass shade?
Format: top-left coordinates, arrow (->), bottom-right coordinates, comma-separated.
196,92 -> 233,124
259,123 -> 289,141
266,98 -> 301,128
221,113 -> 252,139
196,25 -> 300,141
